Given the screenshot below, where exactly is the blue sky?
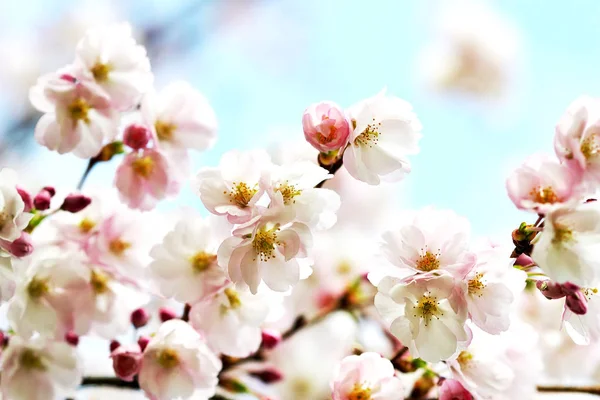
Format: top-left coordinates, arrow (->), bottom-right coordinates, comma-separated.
4,0 -> 600,240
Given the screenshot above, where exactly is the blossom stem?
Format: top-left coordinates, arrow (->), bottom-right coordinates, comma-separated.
76,159 -> 97,190
315,151 -> 345,188
537,385 -> 600,394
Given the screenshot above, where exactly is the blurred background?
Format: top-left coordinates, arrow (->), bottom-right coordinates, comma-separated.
2,0 -> 600,238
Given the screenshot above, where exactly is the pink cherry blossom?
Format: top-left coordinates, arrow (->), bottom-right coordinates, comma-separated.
115,148 -> 173,211
330,352 -> 404,400
438,379 -> 473,400
381,208 -> 475,279
74,23 -> 152,110
138,319 -> 221,400
302,101 -> 350,153
218,216 -> 312,294
506,153 -> 581,213
111,344 -> 142,382
30,70 -> 119,158
375,272 -> 469,362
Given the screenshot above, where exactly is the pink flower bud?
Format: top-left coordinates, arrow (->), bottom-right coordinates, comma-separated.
130,308 -> 150,329
16,187 -> 33,212
33,189 -> 52,210
60,193 -> 92,213
566,290 -> 588,315
110,340 -> 121,352
302,101 -> 350,153
42,186 -> 56,197
261,329 -> 281,350
536,280 -> 566,300
439,379 -> 473,400
8,232 -> 33,257
123,124 -> 151,150
111,345 -> 142,382
514,253 -> 533,267
561,281 -> 581,295
65,331 -> 79,346
249,368 -> 284,383
137,336 -> 150,352
159,307 -> 177,322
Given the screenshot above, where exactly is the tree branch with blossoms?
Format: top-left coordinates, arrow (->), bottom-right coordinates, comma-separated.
1,22 -> 600,400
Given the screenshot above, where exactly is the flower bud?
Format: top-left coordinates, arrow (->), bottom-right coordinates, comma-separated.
111,345 -> 142,382
439,379 -> 473,400
42,186 -> 56,197
536,280 -> 566,300
566,290 -> 588,315
123,124 -> 151,150
302,101 -> 350,153
65,331 -> 79,346
514,253 -> 533,267
109,339 -> 121,352
249,368 -> 284,383
137,335 -> 150,352
16,187 -> 33,212
33,189 -> 52,210
261,329 -> 281,350
60,193 -> 92,213
159,307 -> 177,322
8,232 -> 34,257
561,281 -> 581,295
130,308 -> 150,329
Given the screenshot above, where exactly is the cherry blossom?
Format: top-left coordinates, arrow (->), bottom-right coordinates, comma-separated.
0,335 -> 82,400
438,379 -> 473,400
330,352 -> 404,400
190,285 -> 270,357
195,149 -> 271,224
506,153 -> 581,214
74,23 -> 152,110
218,215 -> 312,294
381,208 -> 475,279
138,319 -> 222,400
343,89 -> 422,185
0,168 -> 33,243
531,201 -> 600,287
375,272 -> 469,362
302,101 -> 350,153
149,213 -> 230,304
30,70 -> 120,158
563,287 -> 600,345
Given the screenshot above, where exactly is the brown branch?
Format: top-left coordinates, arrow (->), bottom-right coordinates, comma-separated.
537,385 -> 600,395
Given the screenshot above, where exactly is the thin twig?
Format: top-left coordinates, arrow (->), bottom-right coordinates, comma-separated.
537,385 -> 600,395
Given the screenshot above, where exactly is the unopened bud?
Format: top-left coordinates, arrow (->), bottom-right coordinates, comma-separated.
302,102 -> 350,153
536,280 -> 566,300
159,307 -> 177,322
16,187 -> 33,212
42,186 -> 56,197
8,232 -> 33,257
561,281 -> 581,295
439,379 -> 473,400
123,124 -> 151,150
65,331 -> 79,346
261,329 -> 281,350
514,253 -> 533,266
109,339 -> 121,352
137,336 -> 150,352
250,368 -> 284,383
566,290 -> 588,315
33,190 -> 52,211
111,345 -> 142,382
130,308 -> 150,329
60,193 -> 91,213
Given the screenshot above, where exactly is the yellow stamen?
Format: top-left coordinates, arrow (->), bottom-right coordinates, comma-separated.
224,182 -> 258,208
90,269 -> 110,294
348,384 -> 372,400
457,350 -> 473,368
413,295 -> 443,326
27,277 -> 50,299
529,186 -> 559,204
131,156 -> 154,178
91,62 -> 112,82
79,218 -> 96,233
353,118 -> 381,148
553,224 -> 574,244
468,272 -> 486,297
68,98 -> 91,123
109,238 -> 131,256
224,287 -> 242,309
20,349 -> 46,371
275,181 -> 302,205
190,251 -> 216,273
155,120 -> 177,142
156,348 -> 179,369
415,251 -> 440,272
252,225 -> 281,261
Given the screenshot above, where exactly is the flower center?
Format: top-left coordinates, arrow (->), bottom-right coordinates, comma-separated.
583,287 -> 598,300
316,116 -> 337,144
68,97 -> 91,123
20,349 -> 46,371
224,287 -> 242,309
457,350 -> 473,369
529,186 -> 559,204
581,134 -> 600,160
552,223 -> 574,244
190,251 -> 216,273
27,277 -> 50,299
353,118 -> 381,148
413,295 -> 443,326
348,384 -> 372,400
90,269 -> 110,294
225,182 -> 258,208
275,181 -> 302,205
155,120 -> 177,142
156,348 -> 179,369
0,210 -> 10,230
79,218 -> 96,233
415,250 -> 440,272
468,272 -> 486,297
336,261 -> 353,275
252,225 -> 281,261
91,62 -> 112,82
109,238 -> 131,256
131,156 -> 154,178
